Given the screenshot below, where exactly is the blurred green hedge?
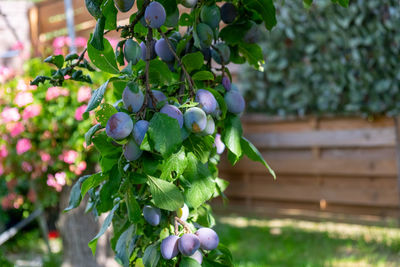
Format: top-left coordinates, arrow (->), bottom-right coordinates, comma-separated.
240,0 -> 400,117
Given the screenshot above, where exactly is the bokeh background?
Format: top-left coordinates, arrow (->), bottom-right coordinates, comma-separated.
1,0 -> 400,266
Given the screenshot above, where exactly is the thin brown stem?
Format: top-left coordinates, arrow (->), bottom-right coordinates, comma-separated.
158,29 -> 195,98
70,48 -> 87,68
211,44 -> 226,78
174,217 -> 191,233
145,28 -> 159,109
174,219 -> 179,236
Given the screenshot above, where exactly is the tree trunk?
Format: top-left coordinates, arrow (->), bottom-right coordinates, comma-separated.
58,186 -> 119,267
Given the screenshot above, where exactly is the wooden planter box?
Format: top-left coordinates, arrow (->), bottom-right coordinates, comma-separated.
216,115 -> 400,223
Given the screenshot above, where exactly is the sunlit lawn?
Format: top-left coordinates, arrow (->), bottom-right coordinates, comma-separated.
215,216 -> 400,267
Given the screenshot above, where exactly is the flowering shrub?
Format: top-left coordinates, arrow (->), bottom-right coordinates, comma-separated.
0,58 -> 108,212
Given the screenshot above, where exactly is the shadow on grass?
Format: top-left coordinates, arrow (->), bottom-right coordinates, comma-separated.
215,219 -> 400,267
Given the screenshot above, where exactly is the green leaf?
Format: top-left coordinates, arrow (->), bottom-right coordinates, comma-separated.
332,0 -> 349,7
88,35 -> 119,74
192,71 -> 214,81
148,113 -> 182,157
244,0 -> 277,30
147,176 -> 184,211
180,257 -> 202,267
160,147 -> 188,181
95,103 -> 117,127
84,80 -> 110,115
44,55 -> 64,69
64,175 -> 90,212
183,135 -> 214,164
81,172 -> 106,197
241,137 -> 276,179
115,225 -> 135,267
85,0 -> 103,18
90,16 -> 106,51
85,123 -> 102,146
219,23 -> 252,45
143,243 -> 160,267
182,52 -> 204,73
125,188 -> 142,223
239,43 -> 264,71
183,153 -> 215,208
92,132 -> 122,157
222,114 -> 242,158
97,167 -> 121,212
149,60 -> 173,85
88,203 -> 120,255
101,0 -> 117,30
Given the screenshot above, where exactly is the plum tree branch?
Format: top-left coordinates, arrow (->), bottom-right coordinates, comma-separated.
145,28 -> 159,110
174,217 -> 192,233
158,29 -> 195,98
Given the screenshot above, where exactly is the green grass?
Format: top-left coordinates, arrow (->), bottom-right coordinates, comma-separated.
215,216 -> 400,267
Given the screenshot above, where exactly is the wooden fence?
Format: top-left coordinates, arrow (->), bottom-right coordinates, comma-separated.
216,115 -> 400,223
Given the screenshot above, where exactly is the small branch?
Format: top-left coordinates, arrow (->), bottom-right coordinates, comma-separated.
174,217 -> 191,233
71,48 -> 87,68
211,44 -> 226,78
158,29 -> 195,98
145,28 -> 159,109
174,219 -> 179,236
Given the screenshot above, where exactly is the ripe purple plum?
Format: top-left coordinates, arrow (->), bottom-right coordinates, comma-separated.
184,107 -> 207,133
155,38 -> 175,62
105,112 -> 133,140
212,43 -> 230,65
144,2 -> 166,29
179,0 -> 197,8
190,250 -> 203,264
147,90 -> 167,109
195,227 -> 219,250
200,116 -> 215,136
124,39 -> 141,65
196,23 -> 214,49
160,104 -> 184,128
122,87 -> 144,113
123,138 -> 143,161
160,235 -> 180,260
140,40 -> 156,61
221,3 -> 237,24
133,120 -> 149,145
195,89 -> 217,114
143,205 -> 161,226
178,233 -> 200,256
222,76 -> 231,91
214,133 -> 225,154
224,90 -> 245,114
200,5 -> 221,29
114,0 -> 134,12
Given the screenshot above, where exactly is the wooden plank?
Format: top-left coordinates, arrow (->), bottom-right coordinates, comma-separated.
245,127 -> 395,149
219,155 -> 397,176
224,175 -> 399,207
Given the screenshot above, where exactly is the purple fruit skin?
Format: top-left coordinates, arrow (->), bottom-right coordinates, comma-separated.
123,138 -> 143,161
178,233 -> 200,256
148,90 -> 167,108
140,40 -> 156,61
133,120 -> 149,145
184,107 -> 207,133
195,89 -> 217,114
114,0 -> 134,12
195,228 -> 219,250
201,116 -> 215,136
122,87 -> 144,113
214,133 -> 225,154
144,2 -> 166,28
143,205 -> 161,226
160,105 -> 184,128
190,250 -> 203,264
155,38 -> 175,62
221,3 -> 237,24
224,90 -> 245,114
160,235 -> 180,260
106,112 -> 133,140
222,76 -> 231,91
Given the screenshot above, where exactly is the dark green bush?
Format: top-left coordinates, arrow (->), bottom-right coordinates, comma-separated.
240,0 -> 400,117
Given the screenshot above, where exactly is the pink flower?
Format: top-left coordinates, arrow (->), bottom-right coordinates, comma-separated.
0,145 -> 8,158
75,37 -> 87,47
53,36 -> 67,49
75,105 -> 87,121
14,92 -> 33,107
47,172 -> 66,192
21,161 -> 32,172
77,161 -> 87,171
1,107 -> 20,122
40,151 -> 51,162
46,87 -> 69,101
60,150 -> 78,164
11,41 -> 24,51
77,86 -> 92,102
16,138 -> 32,155
64,75 -> 71,80
17,79 -> 27,91
8,122 -> 25,137
23,104 -> 41,120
